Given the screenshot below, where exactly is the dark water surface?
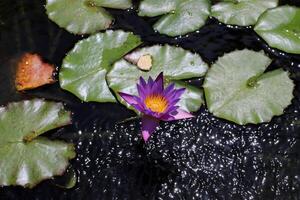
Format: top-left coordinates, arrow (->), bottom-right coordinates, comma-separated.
0,0 -> 300,199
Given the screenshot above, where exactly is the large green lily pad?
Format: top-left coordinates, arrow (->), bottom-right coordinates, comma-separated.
0,99 -> 75,188
46,0 -> 132,34
211,0 -> 278,26
203,49 -> 294,125
254,6 -> 300,54
59,30 -> 142,103
107,45 -> 208,112
138,0 -> 210,37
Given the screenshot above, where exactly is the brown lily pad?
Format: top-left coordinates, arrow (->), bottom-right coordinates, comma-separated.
15,53 -> 56,91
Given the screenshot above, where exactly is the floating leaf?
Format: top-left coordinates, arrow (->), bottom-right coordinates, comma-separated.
254,6 -> 300,54
136,54 -> 152,71
59,30 -> 142,103
107,45 -> 208,112
203,49 -> 294,125
138,0 -> 210,36
46,0 -> 132,34
0,99 -> 76,188
211,0 -> 278,26
15,53 -> 56,91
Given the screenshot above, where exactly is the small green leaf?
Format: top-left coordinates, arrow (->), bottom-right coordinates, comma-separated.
107,45 -> 208,112
212,0 -> 278,26
203,49 -> 294,125
0,99 -> 76,188
254,6 -> 300,54
59,30 -> 142,103
46,0 -> 132,34
138,0 -> 210,36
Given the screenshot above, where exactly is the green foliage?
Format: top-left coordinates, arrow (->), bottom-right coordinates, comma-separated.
138,0 -> 210,36
255,6 -> 300,54
0,99 -> 76,188
204,49 -> 294,125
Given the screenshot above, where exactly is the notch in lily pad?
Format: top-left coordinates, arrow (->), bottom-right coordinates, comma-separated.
0,99 -> 76,188
46,0 -> 132,34
203,49 -> 294,125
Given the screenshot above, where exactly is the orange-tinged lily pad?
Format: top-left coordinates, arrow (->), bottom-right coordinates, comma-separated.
15,53 -> 56,91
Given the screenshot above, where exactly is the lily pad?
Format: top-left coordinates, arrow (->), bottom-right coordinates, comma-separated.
59,30 -> 142,103
107,45 -> 208,112
46,0 -> 132,34
138,0 -> 210,37
203,49 -> 294,125
173,81 -> 204,113
254,6 -> 300,54
0,99 -> 75,188
211,0 -> 278,26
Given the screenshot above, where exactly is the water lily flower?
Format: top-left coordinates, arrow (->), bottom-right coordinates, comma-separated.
119,73 -> 194,142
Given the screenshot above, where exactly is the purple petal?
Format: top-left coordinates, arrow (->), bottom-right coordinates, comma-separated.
139,77 -> 147,87
160,109 -> 194,121
119,92 -> 138,105
163,83 -> 175,96
161,105 -> 178,117
143,77 -> 154,95
152,72 -> 164,93
134,98 -> 147,111
173,88 -> 186,99
148,76 -> 154,86
141,115 -> 160,142
167,88 -> 186,101
168,98 -> 181,107
137,83 -> 146,100
119,92 -> 144,112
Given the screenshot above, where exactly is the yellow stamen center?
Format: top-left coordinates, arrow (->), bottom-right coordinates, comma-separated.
144,94 -> 168,113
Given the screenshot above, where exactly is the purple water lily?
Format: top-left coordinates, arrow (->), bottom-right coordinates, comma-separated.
119,73 -> 194,142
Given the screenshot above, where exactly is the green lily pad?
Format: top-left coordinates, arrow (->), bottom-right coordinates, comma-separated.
254,6 -> 300,54
203,49 -> 294,125
211,0 -> 278,26
0,99 -> 76,188
46,0 -> 132,34
138,0 -> 210,37
107,45 -> 208,112
173,81 -> 204,113
59,30 -> 142,103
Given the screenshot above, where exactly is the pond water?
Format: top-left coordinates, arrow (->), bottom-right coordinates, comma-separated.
0,0 -> 300,199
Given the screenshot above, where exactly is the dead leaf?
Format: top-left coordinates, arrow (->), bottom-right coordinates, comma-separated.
15,53 -> 56,91
125,54 -> 153,71
137,54 -> 152,71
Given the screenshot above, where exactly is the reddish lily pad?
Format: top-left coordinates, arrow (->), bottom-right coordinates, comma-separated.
15,53 -> 56,91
